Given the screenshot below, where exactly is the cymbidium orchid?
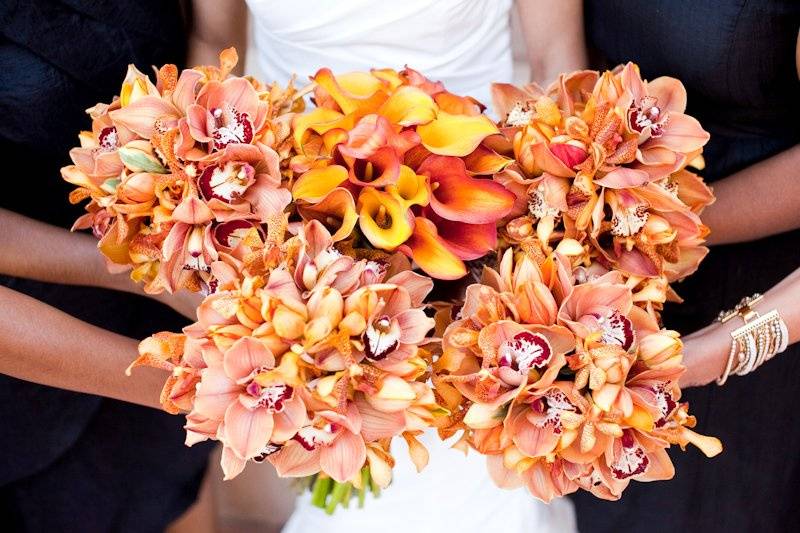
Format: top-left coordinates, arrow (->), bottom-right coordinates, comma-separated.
432,246 -> 720,502
131,220 -> 443,511
290,67 -> 515,280
492,63 -> 714,307
64,48 -> 301,294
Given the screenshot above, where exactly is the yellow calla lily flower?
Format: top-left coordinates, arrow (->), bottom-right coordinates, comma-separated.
292,165 -> 348,202
357,188 -> 414,250
416,111 -> 499,156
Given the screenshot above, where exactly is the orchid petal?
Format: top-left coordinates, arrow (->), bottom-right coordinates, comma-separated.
109,96 -> 179,139
173,196 -> 214,224
594,167 -> 651,189
220,445 -> 247,480
223,337 -> 275,382
646,113 -> 710,153
355,396 -> 407,441
647,76 -> 687,113
223,400 -> 274,459
395,309 -> 435,344
319,431 -> 367,482
270,441 -> 322,477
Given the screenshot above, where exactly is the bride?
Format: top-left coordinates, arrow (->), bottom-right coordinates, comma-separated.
188,1 -> 586,531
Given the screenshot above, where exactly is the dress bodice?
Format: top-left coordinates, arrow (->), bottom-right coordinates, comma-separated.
246,0 -> 514,108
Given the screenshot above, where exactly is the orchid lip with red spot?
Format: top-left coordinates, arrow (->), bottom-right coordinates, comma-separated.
210,104 -> 254,151
98,126 -> 119,152
597,310 -> 635,351
627,96 -> 668,138
214,219 -> 262,249
651,383 -> 678,428
364,316 -> 399,361
249,382 -> 293,413
530,389 -> 576,435
611,430 -> 650,479
498,331 -> 552,372
198,162 -> 255,202
252,443 -> 283,463
293,425 -> 335,451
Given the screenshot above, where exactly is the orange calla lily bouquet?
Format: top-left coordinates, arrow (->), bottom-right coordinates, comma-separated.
63,49 -> 720,511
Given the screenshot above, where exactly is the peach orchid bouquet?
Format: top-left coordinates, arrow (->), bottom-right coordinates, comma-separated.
491,62 -> 715,313
130,218 -> 442,512
62,49 -> 301,295
62,49 -> 721,510
428,63 -> 721,502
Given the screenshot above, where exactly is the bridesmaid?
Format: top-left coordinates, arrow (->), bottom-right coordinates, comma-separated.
0,1 -> 212,531
565,1 -> 800,532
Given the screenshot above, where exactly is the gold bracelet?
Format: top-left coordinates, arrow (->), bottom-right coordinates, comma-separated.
716,294 -> 788,385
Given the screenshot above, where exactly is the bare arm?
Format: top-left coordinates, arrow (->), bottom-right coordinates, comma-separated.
0,285 -> 165,409
188,0 -> 248,73
680,266 -> 800,387
702,144 -> 800,245
0,208 -> 200,319
515,0 -> 588,85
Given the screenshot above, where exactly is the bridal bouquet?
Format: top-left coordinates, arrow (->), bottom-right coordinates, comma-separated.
290,66 -> 515,279
430,63 -> 721,501
130,219 -> 442,511
431,248 -> 721,501
63,49 -> 720,510
492,63 -> 714,311
62,49 -> 301,294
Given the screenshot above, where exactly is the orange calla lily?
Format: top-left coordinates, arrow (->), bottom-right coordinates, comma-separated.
292,165 -> 348,202
419,155 -> 515,223
399,217 -> 467,280
296,187 -> 358,242
417,111 -> 499,156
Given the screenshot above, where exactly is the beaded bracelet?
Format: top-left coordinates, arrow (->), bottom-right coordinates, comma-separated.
716,294 -> 788,385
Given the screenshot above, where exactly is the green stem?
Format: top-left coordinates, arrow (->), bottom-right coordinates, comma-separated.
341,483 -> 353,509
325,481 -> 350,515
369,471 -> 381,498
310,475 -> 332,509
358,467 -> 370,508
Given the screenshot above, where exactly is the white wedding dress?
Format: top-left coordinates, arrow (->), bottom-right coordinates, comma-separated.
245,1 -> 577,532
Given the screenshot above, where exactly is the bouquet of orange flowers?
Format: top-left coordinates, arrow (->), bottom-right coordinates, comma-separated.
130,219 -> 442,511
289,66 -> 515,279
429,63 -> 721,502
431,248 -> 721,501
62,49 -> 301,294
63,50 -> 720,510
491,63 -> 714,311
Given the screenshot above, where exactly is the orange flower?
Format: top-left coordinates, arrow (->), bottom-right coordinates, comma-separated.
292,67 -> 513,279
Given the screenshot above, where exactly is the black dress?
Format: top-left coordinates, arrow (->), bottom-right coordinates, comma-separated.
572,1 -> 800,532
0,2 -> 212,532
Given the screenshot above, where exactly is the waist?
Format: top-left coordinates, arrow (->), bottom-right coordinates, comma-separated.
664,229 -> 800,331
250,17 -> 512,108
